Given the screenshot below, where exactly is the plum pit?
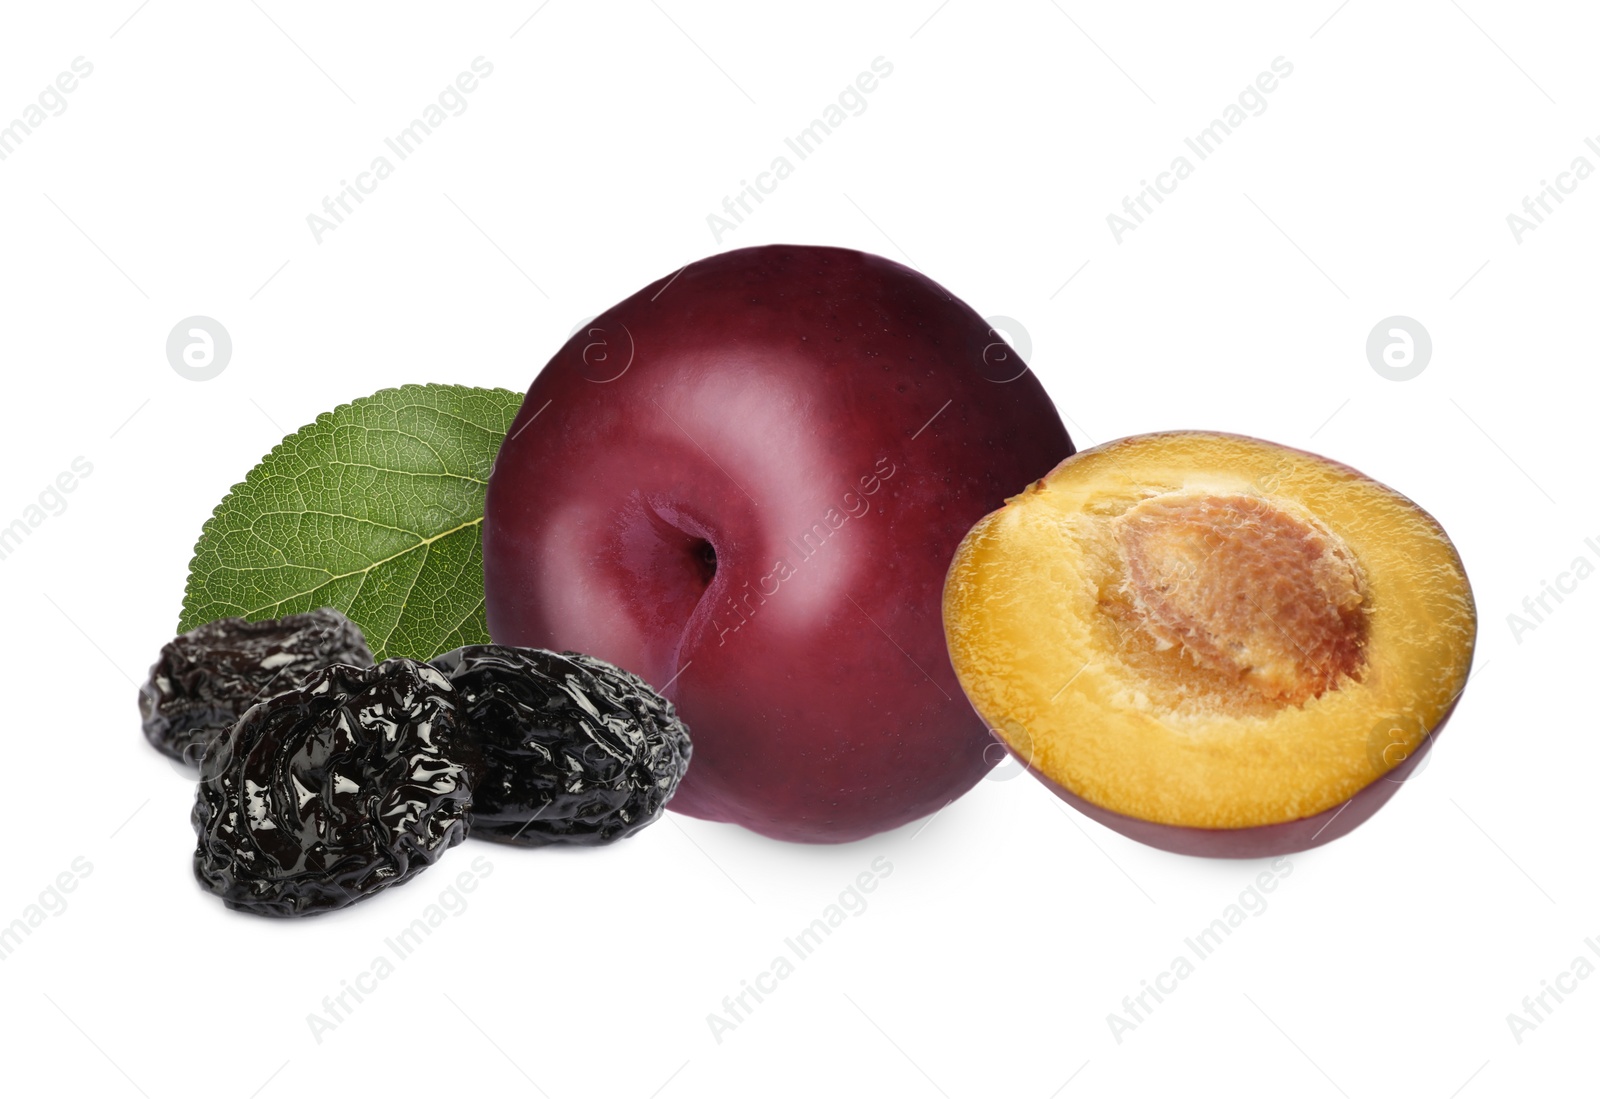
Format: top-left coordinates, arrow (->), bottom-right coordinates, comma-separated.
1115,492 -> 1368,708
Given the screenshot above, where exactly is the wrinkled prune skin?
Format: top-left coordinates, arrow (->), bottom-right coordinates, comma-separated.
192,659 -> 481,917
140,608 -> 374,767
429,645 -> 692,846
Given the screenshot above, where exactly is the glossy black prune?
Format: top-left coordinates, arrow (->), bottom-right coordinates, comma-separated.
140,608 -> 374,767
428,645 -> 692,846
192,659 -> 481,917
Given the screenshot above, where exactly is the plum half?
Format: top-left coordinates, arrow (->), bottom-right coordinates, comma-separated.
943,431 -> 1476,857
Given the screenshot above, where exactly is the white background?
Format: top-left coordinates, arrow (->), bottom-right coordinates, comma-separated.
0,2 -> 1590,1096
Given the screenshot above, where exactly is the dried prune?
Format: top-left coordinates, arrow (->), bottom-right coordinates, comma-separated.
192,659 -> 481,917
429,645 -> 692,846
140,608 -> 374,767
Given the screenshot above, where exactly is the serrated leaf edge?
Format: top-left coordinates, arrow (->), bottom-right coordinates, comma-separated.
177,382 -> 523,641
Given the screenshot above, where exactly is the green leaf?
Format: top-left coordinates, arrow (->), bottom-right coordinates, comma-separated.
179,383 -> 525,661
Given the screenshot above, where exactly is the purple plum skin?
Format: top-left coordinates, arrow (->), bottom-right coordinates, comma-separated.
483,244 -> 1072,843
